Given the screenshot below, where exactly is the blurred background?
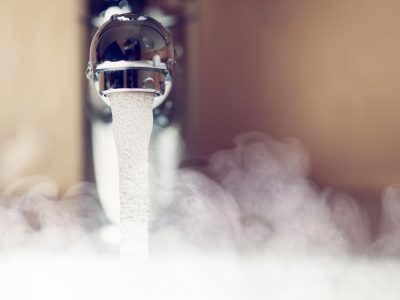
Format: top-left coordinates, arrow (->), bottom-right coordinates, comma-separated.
1,0 -> 400,226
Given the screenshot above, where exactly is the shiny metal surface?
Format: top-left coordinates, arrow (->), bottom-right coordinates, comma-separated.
87,13 -> 175,107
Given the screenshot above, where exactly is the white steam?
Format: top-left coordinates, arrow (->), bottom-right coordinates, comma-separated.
1,132 -> 400,299
0,177 -> 119,300
0,176 -> 104,253
153,132 -> 397,255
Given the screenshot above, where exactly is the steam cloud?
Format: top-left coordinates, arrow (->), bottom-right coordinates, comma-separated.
153,132 -> 399,255
1,132 -> 400,299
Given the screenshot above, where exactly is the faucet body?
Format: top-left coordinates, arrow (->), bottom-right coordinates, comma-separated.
87,13 -> 175,108
85,4 -> 188,227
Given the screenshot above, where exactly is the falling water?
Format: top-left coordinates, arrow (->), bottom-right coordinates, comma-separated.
108,91 -> 154,298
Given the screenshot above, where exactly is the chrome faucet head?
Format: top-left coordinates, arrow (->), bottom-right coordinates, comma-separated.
87,13 -> 176,108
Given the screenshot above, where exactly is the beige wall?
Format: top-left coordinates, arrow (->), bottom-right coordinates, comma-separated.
1,0 -> 400,195
0,0 -> 85,190
190,0 -> 400,194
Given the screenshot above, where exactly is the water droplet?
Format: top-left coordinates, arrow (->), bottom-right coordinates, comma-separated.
142,77 -> 154,89
142,36 -> 155,49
